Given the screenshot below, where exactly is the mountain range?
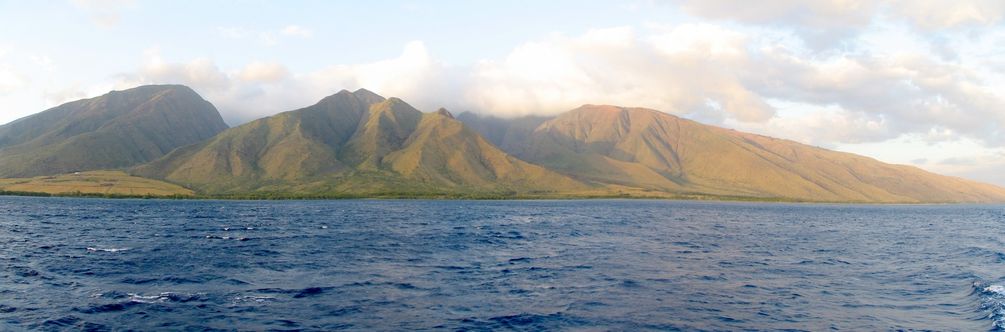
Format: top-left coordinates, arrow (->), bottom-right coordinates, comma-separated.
132,89 -> 585,197
2,84 -> 1003,203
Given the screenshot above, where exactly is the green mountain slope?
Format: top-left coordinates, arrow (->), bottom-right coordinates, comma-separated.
8,83 -> 1000,202
510,105 -> 1005,203
0,85 -> 228,177
134,90 -> 588,196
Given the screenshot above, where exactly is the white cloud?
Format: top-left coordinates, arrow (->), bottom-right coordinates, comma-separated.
463,25 -> 776,122
0,67 -> 26,95
0,50 -> 26,95
732,102 -> 895,147
30,55 -> 55,73
281,25 -> 313,38
823,135 -> 1005,183
258,32 -> 279,47
669,0 -> 1005,50
71,0 -> 135,28
217,25 -> 315,47
42,85 -> 88,106
889,0 -> 1005,30
216,27 -> 250,39
108,23 -> 1005,150
674,0 -> 876,29
238,62 -> 290,83
108,42 -> 451,124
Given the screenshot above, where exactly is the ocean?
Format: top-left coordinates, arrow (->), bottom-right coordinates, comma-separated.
1,197 -> 1003,331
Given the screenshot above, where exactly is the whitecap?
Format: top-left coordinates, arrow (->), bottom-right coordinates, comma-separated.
233,295 -> 276,303
977,283 -> 1005,330
128,293 -> 166,303
127,292 -> 202,304
86,247 -> 130,253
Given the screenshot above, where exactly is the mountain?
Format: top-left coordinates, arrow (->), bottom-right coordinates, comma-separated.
456,112 -> 552,154
0,85 -> 228,178
483,105 -> 1005,203
5,83 -> 1001,202
133,89 -> 587,196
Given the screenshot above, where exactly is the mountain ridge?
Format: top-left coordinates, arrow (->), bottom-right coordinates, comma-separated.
494,104 -> 1005,203
0,85 -> 228,178
133,89 -> 589,196
2,84 -> 1002,203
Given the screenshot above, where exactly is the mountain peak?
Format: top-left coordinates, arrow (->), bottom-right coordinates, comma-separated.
315,89 -> 385,109
0,84 -> 228,177
352,88 -> 386,104
109,84 -> 192,93
434,107 -> 454,119
318,89 -> 353,99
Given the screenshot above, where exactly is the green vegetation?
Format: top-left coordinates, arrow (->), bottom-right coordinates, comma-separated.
2,85 -> 1004,203
133,89 -> 589,197
0,85 -> 228,178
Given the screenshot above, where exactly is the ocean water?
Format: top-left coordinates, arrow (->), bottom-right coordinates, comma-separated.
1,197 -> 1003,331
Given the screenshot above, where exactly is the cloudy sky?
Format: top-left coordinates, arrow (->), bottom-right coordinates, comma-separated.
2,0 -> 1005,185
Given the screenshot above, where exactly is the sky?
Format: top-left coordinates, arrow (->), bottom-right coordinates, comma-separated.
2,0 -> 1005,185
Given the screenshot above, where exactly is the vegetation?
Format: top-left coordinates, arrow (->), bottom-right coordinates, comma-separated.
506,105 -> 1005,203
2,85 -> 1004,203
0,170 -> 194,197
133,89 -> 589,197
0,85 -> 228,178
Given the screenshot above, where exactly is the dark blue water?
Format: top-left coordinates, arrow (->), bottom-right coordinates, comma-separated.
1,197 -> 1003,331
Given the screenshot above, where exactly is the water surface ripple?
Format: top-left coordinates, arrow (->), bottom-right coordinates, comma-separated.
1,197 -> 1003,330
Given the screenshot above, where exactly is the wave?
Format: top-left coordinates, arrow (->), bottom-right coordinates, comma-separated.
974,281 -> 1005,330
86,247 -> 129,253
204,235 -> 251,241
127,292 -> 204,304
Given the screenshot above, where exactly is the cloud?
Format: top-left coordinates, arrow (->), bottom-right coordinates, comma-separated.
735,105 -> 895,147
922,149 -> 1005,186
42,85 -> 89,106
889,0 -> 1005,30
71,0 -> 135,28
238,62 -> 290,83
464,25 -> 775,122
738,49 -> 1005,145
107,23 -> 1005,150
281,25 -> 313,38
29,55 -> 55,72
217,25 -> 315,47
0,67 -> 26,95
136,57 -> 230,91
669,0 -> 1005,49
0,51 -> 26,95
109,42 -> 451,124
216,27 -> 250,39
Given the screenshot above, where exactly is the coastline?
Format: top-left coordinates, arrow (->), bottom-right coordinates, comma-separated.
0,189 -> 978,205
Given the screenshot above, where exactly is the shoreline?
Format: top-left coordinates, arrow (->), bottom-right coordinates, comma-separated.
0,190 -> 977,205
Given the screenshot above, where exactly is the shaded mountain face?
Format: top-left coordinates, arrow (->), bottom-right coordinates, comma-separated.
0,85 -> 228,178
134,89 -> 587,195
455,112 -> 553,154
497,105 -> 1005,203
